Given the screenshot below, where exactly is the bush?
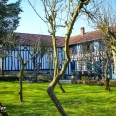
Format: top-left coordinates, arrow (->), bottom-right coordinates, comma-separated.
17,71 -> 27,80
75,80 -> 83,84
89,80 -> 97,85
0,75 -> 19,81
109,80 -> 116,87
96,81 -> 104,86
37,74 -> 50,82
81,76 -> 89,80
74,79 -> 116,87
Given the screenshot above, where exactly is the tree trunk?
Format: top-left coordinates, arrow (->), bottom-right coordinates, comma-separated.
104,51 -> 111,91
44,1 -> 91,115
33,57 -> 38,82
58,81 -> 66,93
19,66 -> 24,102
50,65 -> 53,80
19,73 -> 23,102
33,64 -> 36,81
36,63 -> 41,81
47,86 -> 67,116
105,77 -> 110,91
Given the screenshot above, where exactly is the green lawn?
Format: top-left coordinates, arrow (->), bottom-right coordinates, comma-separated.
0,81 -> 116,116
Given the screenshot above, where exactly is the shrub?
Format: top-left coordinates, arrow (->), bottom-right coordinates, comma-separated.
81,76 -> 89,80
89,80 -> 97,85
0,75 -> 19,81
96,81 -> 104,86
37,74 -> 50,82
17,71 -> 27,80
109,80 -> 116,87
75,80 -> 83,84
72,78 -> 116,87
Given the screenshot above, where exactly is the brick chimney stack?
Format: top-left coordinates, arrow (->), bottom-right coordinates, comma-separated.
80,27 -> 85,35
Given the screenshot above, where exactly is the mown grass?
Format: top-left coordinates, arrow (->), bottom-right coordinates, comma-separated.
0,81 -> 116,116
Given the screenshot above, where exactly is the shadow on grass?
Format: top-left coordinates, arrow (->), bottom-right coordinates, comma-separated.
6,101 -> 59,116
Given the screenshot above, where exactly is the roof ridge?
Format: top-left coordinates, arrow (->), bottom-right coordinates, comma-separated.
15,32 -> 65,38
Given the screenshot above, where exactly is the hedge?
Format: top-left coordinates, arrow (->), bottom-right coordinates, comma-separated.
0,75 -> 19,81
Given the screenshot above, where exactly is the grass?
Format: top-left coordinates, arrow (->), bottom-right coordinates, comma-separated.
0,81 -> 116,116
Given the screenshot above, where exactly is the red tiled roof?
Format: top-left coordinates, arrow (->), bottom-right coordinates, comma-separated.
15,33 -> 65,47
69,30 -> 101,45
15,29 -> 102,47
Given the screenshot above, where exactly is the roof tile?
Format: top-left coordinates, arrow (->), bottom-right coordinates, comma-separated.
15,33 -> 65,47
69,30 -> 101,45
15,29 -> 102,47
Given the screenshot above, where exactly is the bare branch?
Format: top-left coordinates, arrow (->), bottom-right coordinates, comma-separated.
28,0 -> 47,23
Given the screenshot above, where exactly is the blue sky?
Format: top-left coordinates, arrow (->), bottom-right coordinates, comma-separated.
10,0 -> 95,36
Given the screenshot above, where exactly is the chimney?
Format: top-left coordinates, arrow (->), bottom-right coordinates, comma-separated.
80,27 -> 85,35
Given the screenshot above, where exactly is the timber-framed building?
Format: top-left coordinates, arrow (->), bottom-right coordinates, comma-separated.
1,27 -> 116,79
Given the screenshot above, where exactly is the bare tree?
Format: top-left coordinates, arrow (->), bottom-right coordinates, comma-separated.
27,0 -> 96,115
1,32 -> 50,101
27,39 -> 51,81
90,0 -> 116,90
46,48 -> 66,93
45,48 -> 53,80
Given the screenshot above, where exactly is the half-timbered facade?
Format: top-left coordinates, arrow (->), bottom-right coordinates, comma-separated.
3,33 -> 66,74
2,27 -> 116,79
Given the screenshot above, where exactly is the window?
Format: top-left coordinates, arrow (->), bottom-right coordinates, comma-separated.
70,60 -> 75,71
80,44 -> 83,53
73,45 -> 78,54
90,42 -> 94,52
86,44 -> 90,52
99,41 -> 103,51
